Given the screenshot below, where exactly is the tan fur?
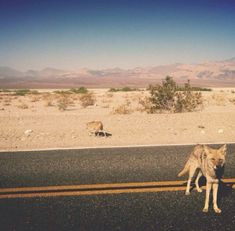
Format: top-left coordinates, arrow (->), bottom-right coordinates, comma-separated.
178,144 -> 227,213
86,121 -> 104,135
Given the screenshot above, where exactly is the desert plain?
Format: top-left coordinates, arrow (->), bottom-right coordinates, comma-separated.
0,87 -> 235,151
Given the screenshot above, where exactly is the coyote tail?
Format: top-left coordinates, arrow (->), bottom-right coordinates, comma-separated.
178,163 -> 190,177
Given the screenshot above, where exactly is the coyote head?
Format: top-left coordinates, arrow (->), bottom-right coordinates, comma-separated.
204,144 -> 227,170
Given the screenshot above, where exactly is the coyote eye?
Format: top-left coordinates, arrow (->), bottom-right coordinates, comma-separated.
211,158 -> 215,161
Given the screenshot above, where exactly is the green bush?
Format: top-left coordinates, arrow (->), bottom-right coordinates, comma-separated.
148,77 -> 203,113
0,89 -> 12,93
109,87 -> 138,92
70,87 -> 88,94
14,89 -> 31,96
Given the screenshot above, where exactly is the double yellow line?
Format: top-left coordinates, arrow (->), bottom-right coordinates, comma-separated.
0,178 -> 235,199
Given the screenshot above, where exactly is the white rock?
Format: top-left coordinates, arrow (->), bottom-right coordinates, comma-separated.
24,129 -> 33,136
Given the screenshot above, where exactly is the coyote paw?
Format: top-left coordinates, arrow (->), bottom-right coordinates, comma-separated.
185,191 -> 190,196
214,208 -> 222,214
203,208 -> 208,213
197,188 -> 203,193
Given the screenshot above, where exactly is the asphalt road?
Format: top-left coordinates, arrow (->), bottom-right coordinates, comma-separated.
0,144 -> 235,230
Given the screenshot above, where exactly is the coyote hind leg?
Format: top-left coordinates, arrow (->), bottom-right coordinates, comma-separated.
195,171 -> 203,193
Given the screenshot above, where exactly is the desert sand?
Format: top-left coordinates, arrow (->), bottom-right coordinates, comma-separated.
0,88 -> 235,151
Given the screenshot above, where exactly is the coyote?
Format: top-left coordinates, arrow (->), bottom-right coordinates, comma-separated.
178,144 -> 227,213
86,121 -> 104,136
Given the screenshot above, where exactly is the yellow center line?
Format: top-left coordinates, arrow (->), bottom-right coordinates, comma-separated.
0,178 -> 234,199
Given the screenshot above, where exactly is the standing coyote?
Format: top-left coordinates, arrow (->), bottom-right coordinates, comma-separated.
178,144 -> 227,213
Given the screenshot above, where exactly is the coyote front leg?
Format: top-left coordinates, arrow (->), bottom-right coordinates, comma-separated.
213,183 -> 221,213
203,181 -> 212,212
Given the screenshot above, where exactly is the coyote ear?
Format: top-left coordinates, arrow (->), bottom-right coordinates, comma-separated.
203,145 -> 209,157
220,144 -> 227,155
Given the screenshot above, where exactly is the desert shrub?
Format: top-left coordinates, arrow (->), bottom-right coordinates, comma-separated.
174,82 -> 203,112
17,103 -> 28,109
229,98 -> 235,104
148,76 -> 203,113
106,92 -> 114,98
109,87 -> 138,92
45,100 -> 54,107
0,89 -> 12,93
149,76 -> 177,112
112,100 -> 132,114
177,86 -> 212,91
112,105 -> 131,114
30,95 -> 41,102
212,93 -> 226,106
137,96 -> 154,113
14,89 -> 31,96
70,87 -> 88,94
30,90 -> 40,95
57,95 -> 73,111
79,92 -> 96,108
54,90 -> 72,95
3,97 -> 12,106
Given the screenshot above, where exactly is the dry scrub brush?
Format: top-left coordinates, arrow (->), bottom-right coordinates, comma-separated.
212,93 -> 227,106
57,95 -> 74,111
112,100 -> 132,114
17,103 -> 29,109
79,92 -> 96,108
143,76 -> 203,113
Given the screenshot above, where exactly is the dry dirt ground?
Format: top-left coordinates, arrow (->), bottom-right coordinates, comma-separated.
0,88 -> 235,151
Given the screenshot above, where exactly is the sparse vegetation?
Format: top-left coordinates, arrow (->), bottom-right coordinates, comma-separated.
53,90 -> 72,95
13,89 -> 39,96
14,89 -> 31,96
30,95 -> 40,102
3,97 -> 12,106
30,90 -> 39,95
44,100 -> 54,107
0,89 -> 12,93
212,93 -> 226,106
57,95 -> 73,111
229,98 -> 235,105
109,87 -> 139,92
112,104 -> 132,114
112,100 -> 132,114
54,87 -> 88,95
147,76 -> 203,113
17,103 -> 29,109
137,96 -> 153,113
70,87 -> 88,94
79,92 -> 96,108
177,86 -> 212,92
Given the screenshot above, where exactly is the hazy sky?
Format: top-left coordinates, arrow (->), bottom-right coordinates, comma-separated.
0,0 -> 235,70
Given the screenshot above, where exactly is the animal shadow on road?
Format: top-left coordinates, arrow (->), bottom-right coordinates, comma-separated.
189,167 -> 233,204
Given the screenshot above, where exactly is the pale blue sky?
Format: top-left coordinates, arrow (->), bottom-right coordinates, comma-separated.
0,0 -> 235,70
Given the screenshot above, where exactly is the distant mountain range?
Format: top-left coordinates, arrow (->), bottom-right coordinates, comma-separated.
1,58 -> 235,88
